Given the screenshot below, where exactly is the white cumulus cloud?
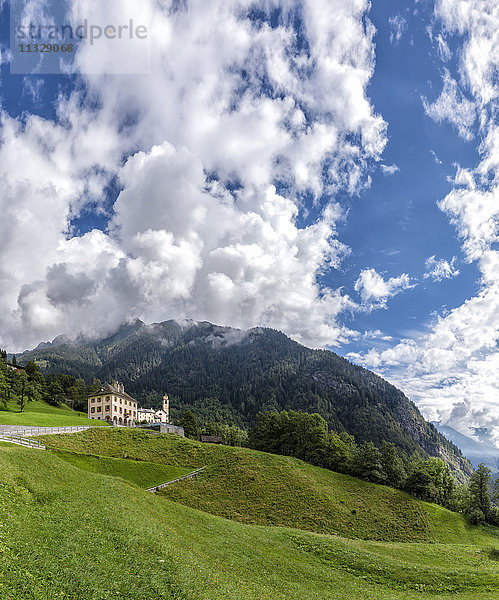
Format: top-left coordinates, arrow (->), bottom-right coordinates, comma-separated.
0,0 -> 386,351
354,268 -> 413,308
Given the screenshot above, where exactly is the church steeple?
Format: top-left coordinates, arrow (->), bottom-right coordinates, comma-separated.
163,395 -> 170,423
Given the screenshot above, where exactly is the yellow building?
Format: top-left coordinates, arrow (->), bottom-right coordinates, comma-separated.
87,381 -> 138,425
137,395 -> 169,424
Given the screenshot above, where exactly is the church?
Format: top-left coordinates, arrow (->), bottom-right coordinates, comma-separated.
137,395 -> 170,424
87,382 -> 169,427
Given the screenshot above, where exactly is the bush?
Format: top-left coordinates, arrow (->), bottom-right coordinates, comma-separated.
469,509 -> 486,525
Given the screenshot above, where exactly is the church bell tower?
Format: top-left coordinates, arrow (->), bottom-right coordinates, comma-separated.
163,395 -> 170,423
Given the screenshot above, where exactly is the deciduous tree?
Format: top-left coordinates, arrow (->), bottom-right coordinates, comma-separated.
380,441 -> 406,488
469,463 -> 492,522
353,442 -> 385,484
14,371 -> 41,412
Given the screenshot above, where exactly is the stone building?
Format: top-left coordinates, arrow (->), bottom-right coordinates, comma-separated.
140,422 -> 185,436
87,381 -> 138,425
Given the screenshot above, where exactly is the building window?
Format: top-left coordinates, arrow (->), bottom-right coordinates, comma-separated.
105,406 -> 110,411
97,407 -> 101,412
91,407 -> 95,413
91,398 -> 95,403
106,396 -> 110,402
120,407 -> 122,413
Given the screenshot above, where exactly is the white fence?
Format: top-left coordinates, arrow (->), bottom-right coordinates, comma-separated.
0,433 -> 46,449
0,425 -> 91,437
146,466 -> 207,492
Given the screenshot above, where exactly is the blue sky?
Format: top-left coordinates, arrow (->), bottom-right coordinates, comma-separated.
336,0 -> 482,352
0,0 -> 497,445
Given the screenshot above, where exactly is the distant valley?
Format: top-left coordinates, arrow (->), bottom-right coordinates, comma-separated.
433,423 -> 499,479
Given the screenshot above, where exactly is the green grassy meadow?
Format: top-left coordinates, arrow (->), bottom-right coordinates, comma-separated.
0,428 -> 493,599
40,428 -> 498,544
0,398 -> 109,427
52,450 -> 192,488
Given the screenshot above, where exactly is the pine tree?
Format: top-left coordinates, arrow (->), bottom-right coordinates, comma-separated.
181,410 -> 200,440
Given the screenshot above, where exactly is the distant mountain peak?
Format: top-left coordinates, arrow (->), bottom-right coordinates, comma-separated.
433,422 -> 499,476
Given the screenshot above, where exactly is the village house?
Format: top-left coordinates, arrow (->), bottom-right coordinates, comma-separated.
87,381 -> 138,425
6,362 -> 24,373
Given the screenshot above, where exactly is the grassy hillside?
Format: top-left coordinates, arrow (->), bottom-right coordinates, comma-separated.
20,320 -> 472,481
52,450 -> 192,489
1,438 -> 498,599
39,428 -> 494,544
0,398 -> 108,427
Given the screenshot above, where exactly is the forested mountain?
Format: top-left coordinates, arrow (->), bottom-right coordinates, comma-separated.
17,319 -> 472,478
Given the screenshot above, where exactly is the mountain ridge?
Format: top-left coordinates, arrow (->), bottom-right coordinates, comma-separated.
433,422 -> 499,478
18,318 -> 473,480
